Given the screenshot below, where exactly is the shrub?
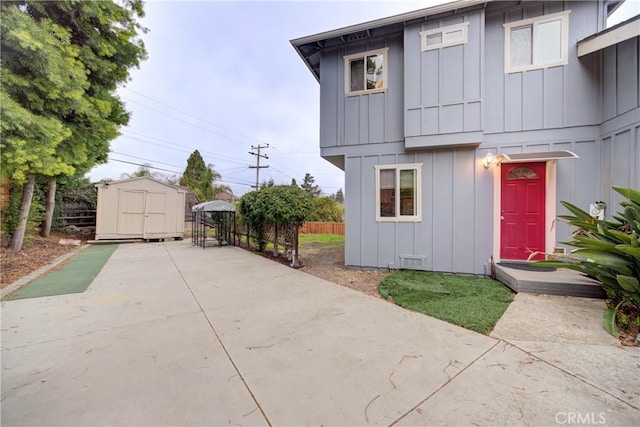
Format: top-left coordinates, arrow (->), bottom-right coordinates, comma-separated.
239,185 -> 312,251
537,186 -> 640,338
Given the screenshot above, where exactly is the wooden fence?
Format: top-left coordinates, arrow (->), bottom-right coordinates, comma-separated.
300,222 -> 344,235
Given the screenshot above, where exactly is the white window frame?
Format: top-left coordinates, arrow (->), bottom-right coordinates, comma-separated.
343,48 -> 388,97
374,163 -> 422,222
503,10 -> 571,73
420,22 -> 469,51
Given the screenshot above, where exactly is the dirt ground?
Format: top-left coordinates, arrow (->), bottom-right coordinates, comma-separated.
298,242 -> 389,298
1,231 -> 86,288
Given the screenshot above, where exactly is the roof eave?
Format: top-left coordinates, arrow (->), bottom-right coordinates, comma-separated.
290,0 -> 487,47
577,14 -> 640,56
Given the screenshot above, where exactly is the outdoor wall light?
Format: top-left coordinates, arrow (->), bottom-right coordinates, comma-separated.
482,153 -> 495,169
483,153 -> 505,169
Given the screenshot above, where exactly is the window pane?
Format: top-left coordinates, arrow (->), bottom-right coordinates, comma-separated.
510,25 -> 532,68
366,54 -> 384,90
379,169 -> 395,217
443,29 -> 463,43
399,169 -> 415,216
534,19 -> 562,65
350,59 -> 364,92
426,33 -> 442,46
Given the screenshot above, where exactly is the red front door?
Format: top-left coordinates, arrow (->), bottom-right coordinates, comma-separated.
500,162 -> 546,260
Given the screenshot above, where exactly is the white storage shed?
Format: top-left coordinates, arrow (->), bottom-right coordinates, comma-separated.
95,177 -> 186,241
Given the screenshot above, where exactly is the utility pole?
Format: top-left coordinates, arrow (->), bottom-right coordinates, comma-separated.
249,143 -> 269,189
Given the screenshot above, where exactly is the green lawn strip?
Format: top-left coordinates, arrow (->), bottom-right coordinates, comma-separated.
5,244 -> 119,300
298,233 -> 344,247
378,270 -> 514,334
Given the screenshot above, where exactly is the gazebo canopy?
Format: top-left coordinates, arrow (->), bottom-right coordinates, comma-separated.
191,200 -> 236,213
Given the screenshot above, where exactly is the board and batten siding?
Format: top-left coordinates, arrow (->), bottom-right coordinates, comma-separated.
601,34 -> 640,207
403,9 -> 484,148
484,1 -> 602,133
345,149 -> 493,274
319,33 -> 404,149
316,0 -> 637,273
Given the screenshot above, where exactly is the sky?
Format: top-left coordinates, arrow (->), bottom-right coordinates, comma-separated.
87,0 -> 640,197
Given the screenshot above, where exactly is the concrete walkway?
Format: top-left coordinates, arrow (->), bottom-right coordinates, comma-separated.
1,241 -> 638,426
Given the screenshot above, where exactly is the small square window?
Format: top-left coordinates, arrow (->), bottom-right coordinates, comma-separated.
420,22 -> 469,51
375,164 -> 422,222
504,10 -> 570,73
344,48 -> 388,96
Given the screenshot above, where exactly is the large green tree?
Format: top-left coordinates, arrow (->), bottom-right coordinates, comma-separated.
334,188 -> 344,204
300,173 -> 321,197
1,0 -> 147,248
179,150 -> 229,201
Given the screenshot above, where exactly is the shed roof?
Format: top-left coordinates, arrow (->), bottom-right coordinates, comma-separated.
94,176 -> 187,192
192,200 -> 236,212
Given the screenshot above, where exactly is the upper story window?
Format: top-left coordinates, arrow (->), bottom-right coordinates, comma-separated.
503,10 -> 570,73
375,163 -> 422,222
420,22 -> 469,51
343,48 -> 388,97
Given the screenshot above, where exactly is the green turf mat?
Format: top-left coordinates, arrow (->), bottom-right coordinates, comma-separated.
5,244 -> 119,300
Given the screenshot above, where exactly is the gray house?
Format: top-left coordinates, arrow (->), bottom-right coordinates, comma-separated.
292,0 -> 639,275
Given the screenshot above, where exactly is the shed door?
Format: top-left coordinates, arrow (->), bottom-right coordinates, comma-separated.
143,191 -> 167,237
117,190 -> 145,236
500,162 -> 546,260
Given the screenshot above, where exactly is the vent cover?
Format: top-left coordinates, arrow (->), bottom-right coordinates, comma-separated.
399,255 -> 428,270
346,32 -> 368,42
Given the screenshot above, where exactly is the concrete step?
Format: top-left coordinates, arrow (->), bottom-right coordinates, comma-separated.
495,264 -> 606,299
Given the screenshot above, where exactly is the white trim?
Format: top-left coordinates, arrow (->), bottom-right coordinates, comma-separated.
374,163 -> 422,222
344,48 -> 389,97
503,10 -> 571,74
420,22 -> 469,51
545,161 -> 557,257
577,18 -> 640,57
492,157 -> 501,261
498,150 -> 579,163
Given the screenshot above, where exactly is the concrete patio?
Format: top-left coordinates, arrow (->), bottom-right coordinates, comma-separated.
1,240 -> 638,426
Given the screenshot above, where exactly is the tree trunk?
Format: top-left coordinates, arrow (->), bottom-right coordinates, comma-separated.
40,176 -> 57,237
8,174 -> 36,251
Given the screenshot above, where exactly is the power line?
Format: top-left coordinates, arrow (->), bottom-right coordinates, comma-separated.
119,133 -> 247,166
108,158 -> 181,174
123,98 -> 260,147
123,87 -> 268,145
110,151 -> 184,169
122,129 -> 249,165
122,95 -> 266,147
108,157 -> 254,187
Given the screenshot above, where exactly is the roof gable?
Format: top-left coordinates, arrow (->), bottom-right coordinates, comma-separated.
291,0 -> 489,81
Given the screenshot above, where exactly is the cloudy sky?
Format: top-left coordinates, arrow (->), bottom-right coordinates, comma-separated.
87,0 -> 639,196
